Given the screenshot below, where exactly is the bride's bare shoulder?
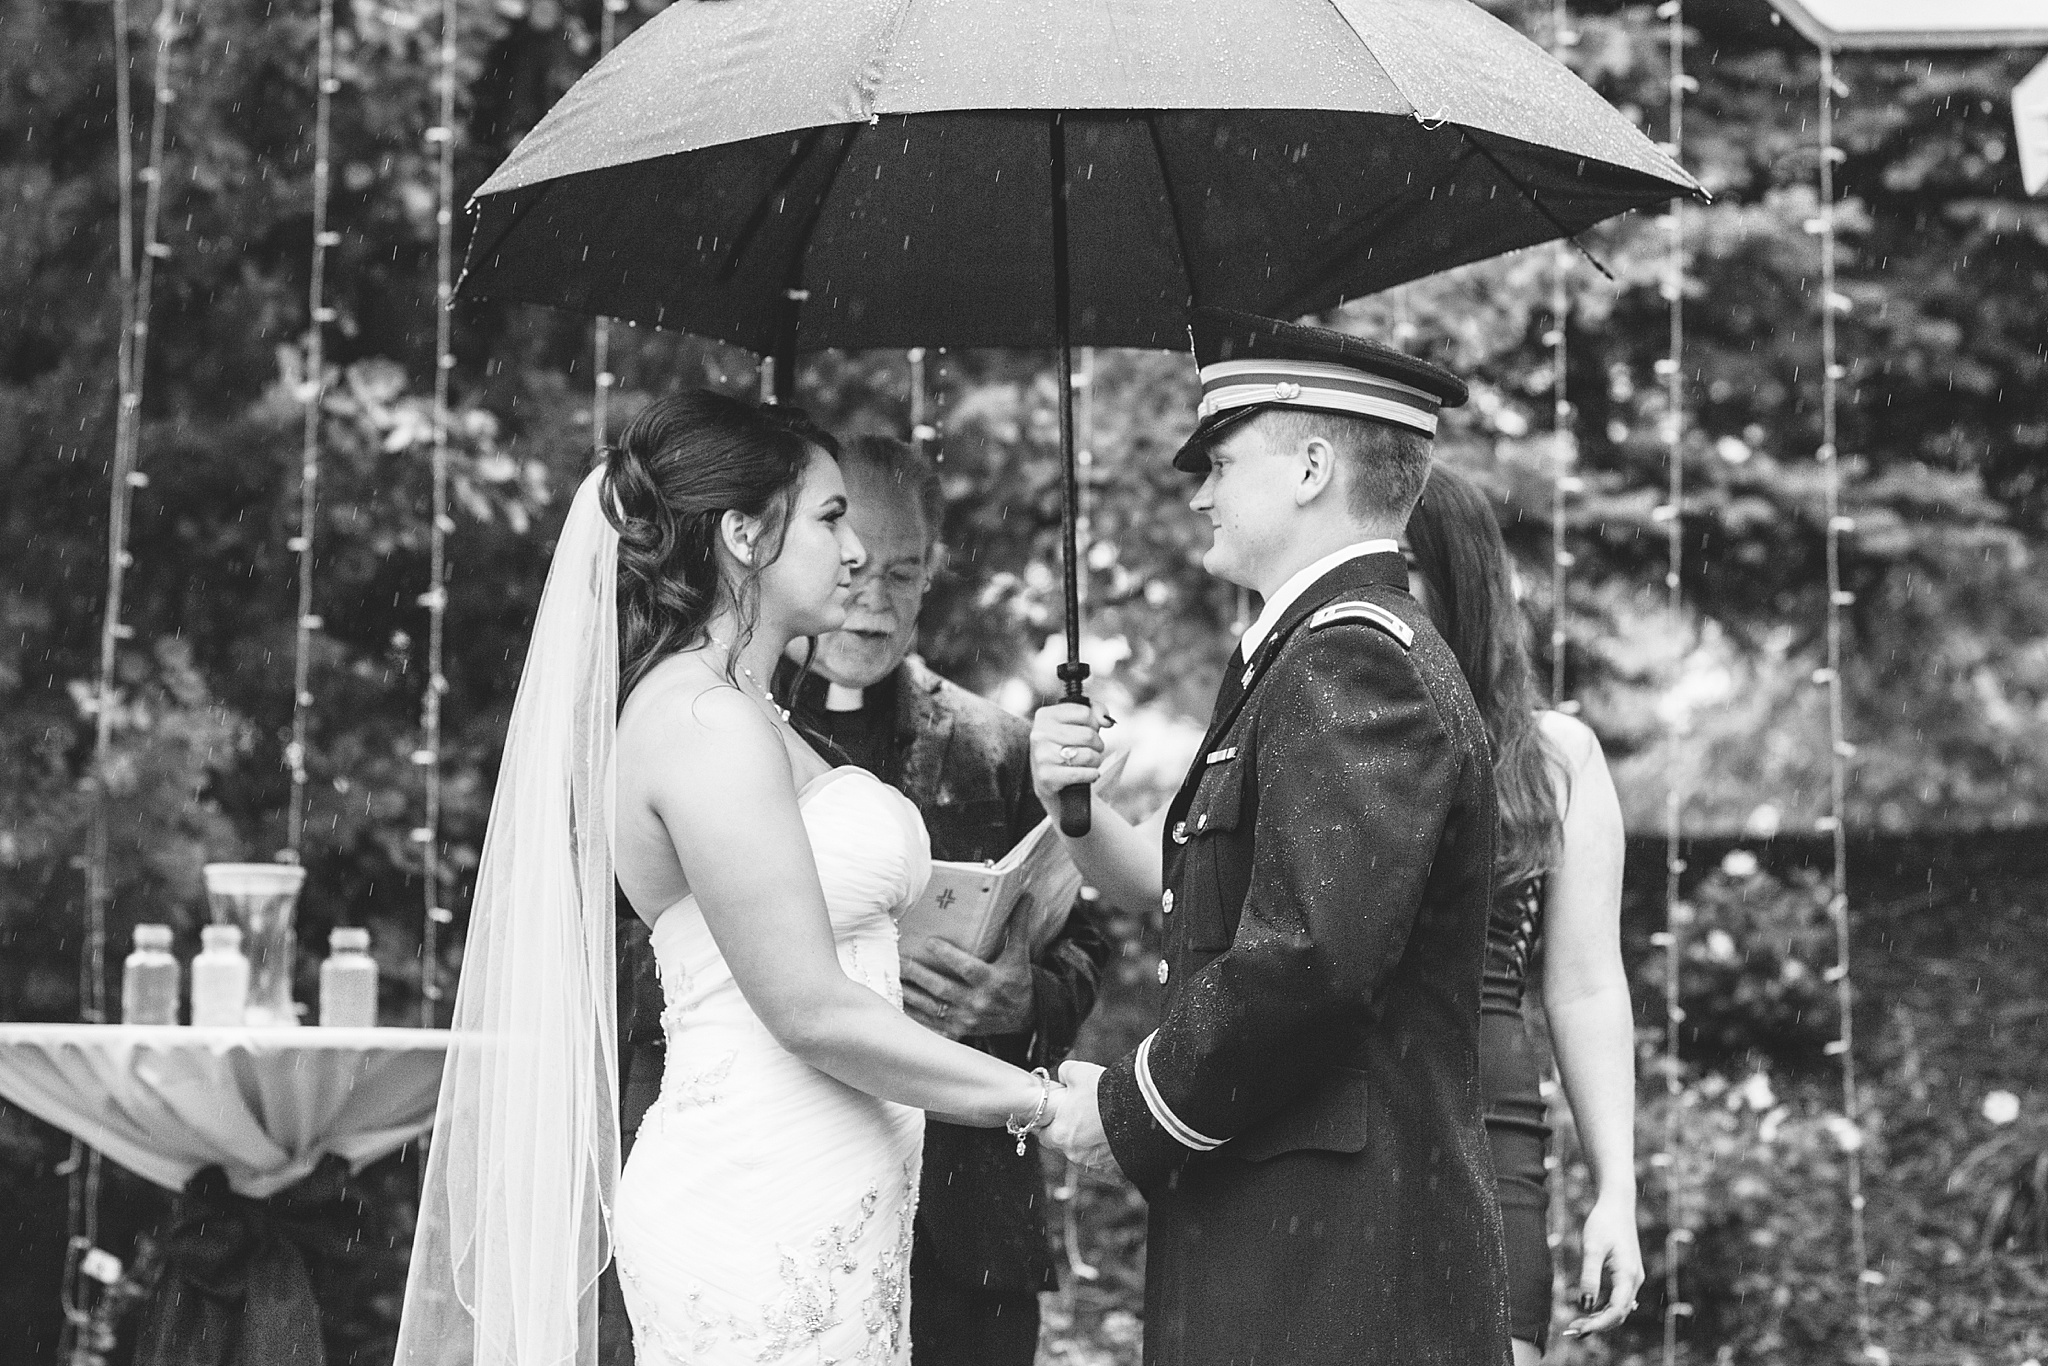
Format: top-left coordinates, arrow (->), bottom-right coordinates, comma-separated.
619,652 -> 780,756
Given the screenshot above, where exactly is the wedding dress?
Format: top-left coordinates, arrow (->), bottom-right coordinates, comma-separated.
395,471 -> 935,1366
615,764 -> 933,1366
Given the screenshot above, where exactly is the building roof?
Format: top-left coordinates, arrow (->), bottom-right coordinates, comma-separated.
1765,0 -> 2048,50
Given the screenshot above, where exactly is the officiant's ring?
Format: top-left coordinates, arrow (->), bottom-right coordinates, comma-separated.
1061,745 -> 1078,763
935,1003 -> 950,1019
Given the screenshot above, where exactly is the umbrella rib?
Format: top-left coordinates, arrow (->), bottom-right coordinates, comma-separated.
1144,114 -> 1200,320
776,126 -> 863,341
1455,129 -> 1617,282
783,126 -> 864,284
717,126 -> 832,285
1264,141 -> 1487,320
1318,0 -> 1617,281
1320,0 -> 1424,120
456,192 -> 541,301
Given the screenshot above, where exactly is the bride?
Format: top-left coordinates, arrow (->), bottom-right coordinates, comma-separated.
395,391 -> 1073,1366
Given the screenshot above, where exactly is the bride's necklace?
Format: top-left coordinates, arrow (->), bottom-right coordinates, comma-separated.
707,636 -> 791,723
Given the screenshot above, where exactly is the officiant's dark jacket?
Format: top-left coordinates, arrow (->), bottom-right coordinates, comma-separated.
615,655 -> 1112,1301
1097,551 -> 1512,1366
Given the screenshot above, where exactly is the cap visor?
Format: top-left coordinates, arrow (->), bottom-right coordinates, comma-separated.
1172,405 -> 1264,474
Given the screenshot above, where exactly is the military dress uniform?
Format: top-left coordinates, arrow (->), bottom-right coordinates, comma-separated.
1095,309 -> 1513,1366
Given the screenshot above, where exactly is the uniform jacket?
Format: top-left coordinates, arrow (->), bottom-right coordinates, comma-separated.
614,657 -> 1112,1298
1097,550 -> 1511,1366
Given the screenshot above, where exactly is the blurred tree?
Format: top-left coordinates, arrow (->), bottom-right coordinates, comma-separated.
1331,4 -> 2048,833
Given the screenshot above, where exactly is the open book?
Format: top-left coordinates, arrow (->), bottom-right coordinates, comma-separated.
897,815 -> 1083,963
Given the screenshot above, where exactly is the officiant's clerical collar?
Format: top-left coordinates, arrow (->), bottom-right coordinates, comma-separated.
825,683 -> 867,713
1238,540 -> 1399,663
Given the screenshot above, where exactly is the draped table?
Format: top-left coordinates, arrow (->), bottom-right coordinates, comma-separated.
0,1024 -> 448,1365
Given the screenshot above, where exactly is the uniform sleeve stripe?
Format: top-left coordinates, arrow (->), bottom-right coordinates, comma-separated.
1134,1033 -> 1225,1152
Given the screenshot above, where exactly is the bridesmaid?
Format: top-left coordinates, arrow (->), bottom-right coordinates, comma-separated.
1405,464 -> 1644,1361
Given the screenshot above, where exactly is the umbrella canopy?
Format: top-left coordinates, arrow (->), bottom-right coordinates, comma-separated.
460,0 -> 1702,351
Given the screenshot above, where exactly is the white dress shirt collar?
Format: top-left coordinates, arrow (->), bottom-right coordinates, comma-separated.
1237,539 -> 1401,662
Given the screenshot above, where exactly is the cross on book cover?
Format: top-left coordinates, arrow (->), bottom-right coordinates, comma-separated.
896,814 -> 1085,963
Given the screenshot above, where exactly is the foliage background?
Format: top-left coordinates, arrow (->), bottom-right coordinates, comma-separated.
1,0 -> 2045,1360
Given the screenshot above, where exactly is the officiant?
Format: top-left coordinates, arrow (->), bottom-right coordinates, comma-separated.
778,434 -> 1114,1364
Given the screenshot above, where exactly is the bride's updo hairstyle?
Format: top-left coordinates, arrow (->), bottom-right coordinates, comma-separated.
602,389 -> 839,700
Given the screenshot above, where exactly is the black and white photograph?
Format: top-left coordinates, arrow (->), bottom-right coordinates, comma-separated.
2,1 -> 2046,1363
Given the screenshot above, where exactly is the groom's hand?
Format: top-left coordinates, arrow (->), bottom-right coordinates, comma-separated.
1044,1060 -> 1117,1175
902,928 -> 1033,1039
1030,702 -> 1107,822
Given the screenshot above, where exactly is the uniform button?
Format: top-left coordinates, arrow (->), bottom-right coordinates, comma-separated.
1162,890 -> 1175,915
1171,821 -> 1189,845
1157,960 -> 1171,985
1196,813 -> 1209,831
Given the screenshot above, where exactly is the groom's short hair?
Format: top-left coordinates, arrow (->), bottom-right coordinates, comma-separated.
1256,408 -> 1434,525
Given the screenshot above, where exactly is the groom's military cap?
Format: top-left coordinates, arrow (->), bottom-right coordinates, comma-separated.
1173,306 -> 1468,474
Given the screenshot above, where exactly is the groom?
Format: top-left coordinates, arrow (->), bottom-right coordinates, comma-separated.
1035,308 -> 1512,1365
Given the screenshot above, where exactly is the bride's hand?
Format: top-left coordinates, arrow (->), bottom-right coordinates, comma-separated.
1040,1061 -> 1117,1175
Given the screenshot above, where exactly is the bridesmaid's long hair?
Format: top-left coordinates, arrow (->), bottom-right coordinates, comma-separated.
601,390 -> 839,701
1406,463 -> 1564,888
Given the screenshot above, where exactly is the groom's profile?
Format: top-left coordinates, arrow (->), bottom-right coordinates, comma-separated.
1038,308 -> 1512,1365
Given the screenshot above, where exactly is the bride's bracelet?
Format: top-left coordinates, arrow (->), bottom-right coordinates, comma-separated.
1005,1067 -> 1056,1157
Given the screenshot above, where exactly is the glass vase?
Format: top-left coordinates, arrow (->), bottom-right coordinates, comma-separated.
201,862 -> 308,1027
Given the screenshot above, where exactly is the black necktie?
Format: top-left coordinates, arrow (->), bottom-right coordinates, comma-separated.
1213,644 -> 1247,722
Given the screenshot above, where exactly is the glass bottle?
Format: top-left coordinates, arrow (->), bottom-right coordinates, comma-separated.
319,927 -> 378,1028
190,925 -> 251,1027
120,925 -> 181,1026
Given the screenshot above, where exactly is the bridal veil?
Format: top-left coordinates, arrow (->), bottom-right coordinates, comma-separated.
396,467 -> 621,1366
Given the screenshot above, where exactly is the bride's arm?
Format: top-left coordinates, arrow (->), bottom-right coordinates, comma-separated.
642,688 -> 1047,1128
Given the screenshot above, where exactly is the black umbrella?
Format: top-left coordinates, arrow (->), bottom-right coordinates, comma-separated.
461,0 -> 1701,830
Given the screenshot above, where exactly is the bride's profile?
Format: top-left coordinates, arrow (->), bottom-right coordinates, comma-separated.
395,390 -> 1067,1366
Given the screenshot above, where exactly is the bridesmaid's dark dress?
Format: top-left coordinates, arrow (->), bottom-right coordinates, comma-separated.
1482,872 -> 1554,1349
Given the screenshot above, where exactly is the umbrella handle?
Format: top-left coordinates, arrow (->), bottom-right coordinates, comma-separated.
1056,664 -> 1091,837
1058,782 -> 1091,838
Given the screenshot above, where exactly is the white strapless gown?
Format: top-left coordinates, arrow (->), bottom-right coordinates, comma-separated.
615,766 -> 933,1366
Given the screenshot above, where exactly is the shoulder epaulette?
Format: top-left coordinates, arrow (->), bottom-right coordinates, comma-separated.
1308,598 -> 1414,648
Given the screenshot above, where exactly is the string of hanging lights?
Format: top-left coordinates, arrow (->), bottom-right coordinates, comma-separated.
1537,0 -> 1582,1310
66,0 -> 181,1351
908,346 -> 934,458
1814,45 -> 1880,1362
1654,3 -> 1694,1363
1075,347 -> 1093,613
284,0 -> 340,860
590,0 -> 626,460
414,0 -> 461,1025
1547,0 -> 1579,715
